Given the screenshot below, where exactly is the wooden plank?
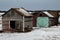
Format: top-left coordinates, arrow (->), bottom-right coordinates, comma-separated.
23,16 -> 25,32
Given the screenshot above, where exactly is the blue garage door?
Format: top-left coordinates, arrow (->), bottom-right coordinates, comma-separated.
37,17 -> 49,27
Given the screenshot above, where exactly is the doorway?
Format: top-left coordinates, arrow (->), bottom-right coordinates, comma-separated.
10,21 -> 15,29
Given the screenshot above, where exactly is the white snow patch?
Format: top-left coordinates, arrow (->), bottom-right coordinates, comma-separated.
43,11 -> 54,17
19,8 -> 32,16
0,26 -> 60,40
0,13 -> 4,16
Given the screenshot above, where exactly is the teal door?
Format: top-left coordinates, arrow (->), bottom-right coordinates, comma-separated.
37,17 -> 49,27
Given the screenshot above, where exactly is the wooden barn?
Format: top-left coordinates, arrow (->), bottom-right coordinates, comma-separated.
32,10 -> 59,27
2,8 -> 33,32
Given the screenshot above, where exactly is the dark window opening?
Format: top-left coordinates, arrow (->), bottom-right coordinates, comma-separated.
40,14 -> 42,16
10,21 -> 15,29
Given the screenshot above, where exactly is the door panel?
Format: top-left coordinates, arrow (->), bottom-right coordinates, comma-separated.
37,17 -> 49,27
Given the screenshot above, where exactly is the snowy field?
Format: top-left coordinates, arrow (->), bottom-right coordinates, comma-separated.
0,26 -> 60,40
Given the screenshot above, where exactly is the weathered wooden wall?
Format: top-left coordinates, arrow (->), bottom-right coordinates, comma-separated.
48,11 -> 58,26
49,17 -> 58,27
48,11 -> 58,17
2,10 -> 23,32
25,17 -> 33,27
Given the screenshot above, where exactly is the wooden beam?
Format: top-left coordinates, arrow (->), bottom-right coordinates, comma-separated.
9,21 -> 10,29
23,16 -> 25,32
3,19 -> 23,21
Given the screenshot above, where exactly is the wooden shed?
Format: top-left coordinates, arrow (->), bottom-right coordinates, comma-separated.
32,11 -> 59,27
2,8 -> 33,32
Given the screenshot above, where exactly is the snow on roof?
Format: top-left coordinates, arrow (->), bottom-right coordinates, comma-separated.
43,11 -> 54,17
18,8 -> 32,16
29,12 -> 32,13
0,13 -> 4,16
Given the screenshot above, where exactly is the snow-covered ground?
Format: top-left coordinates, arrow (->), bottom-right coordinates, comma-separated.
0,26 -> 60,40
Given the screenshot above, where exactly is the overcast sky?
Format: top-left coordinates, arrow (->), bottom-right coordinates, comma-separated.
0,0 -> 60,11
